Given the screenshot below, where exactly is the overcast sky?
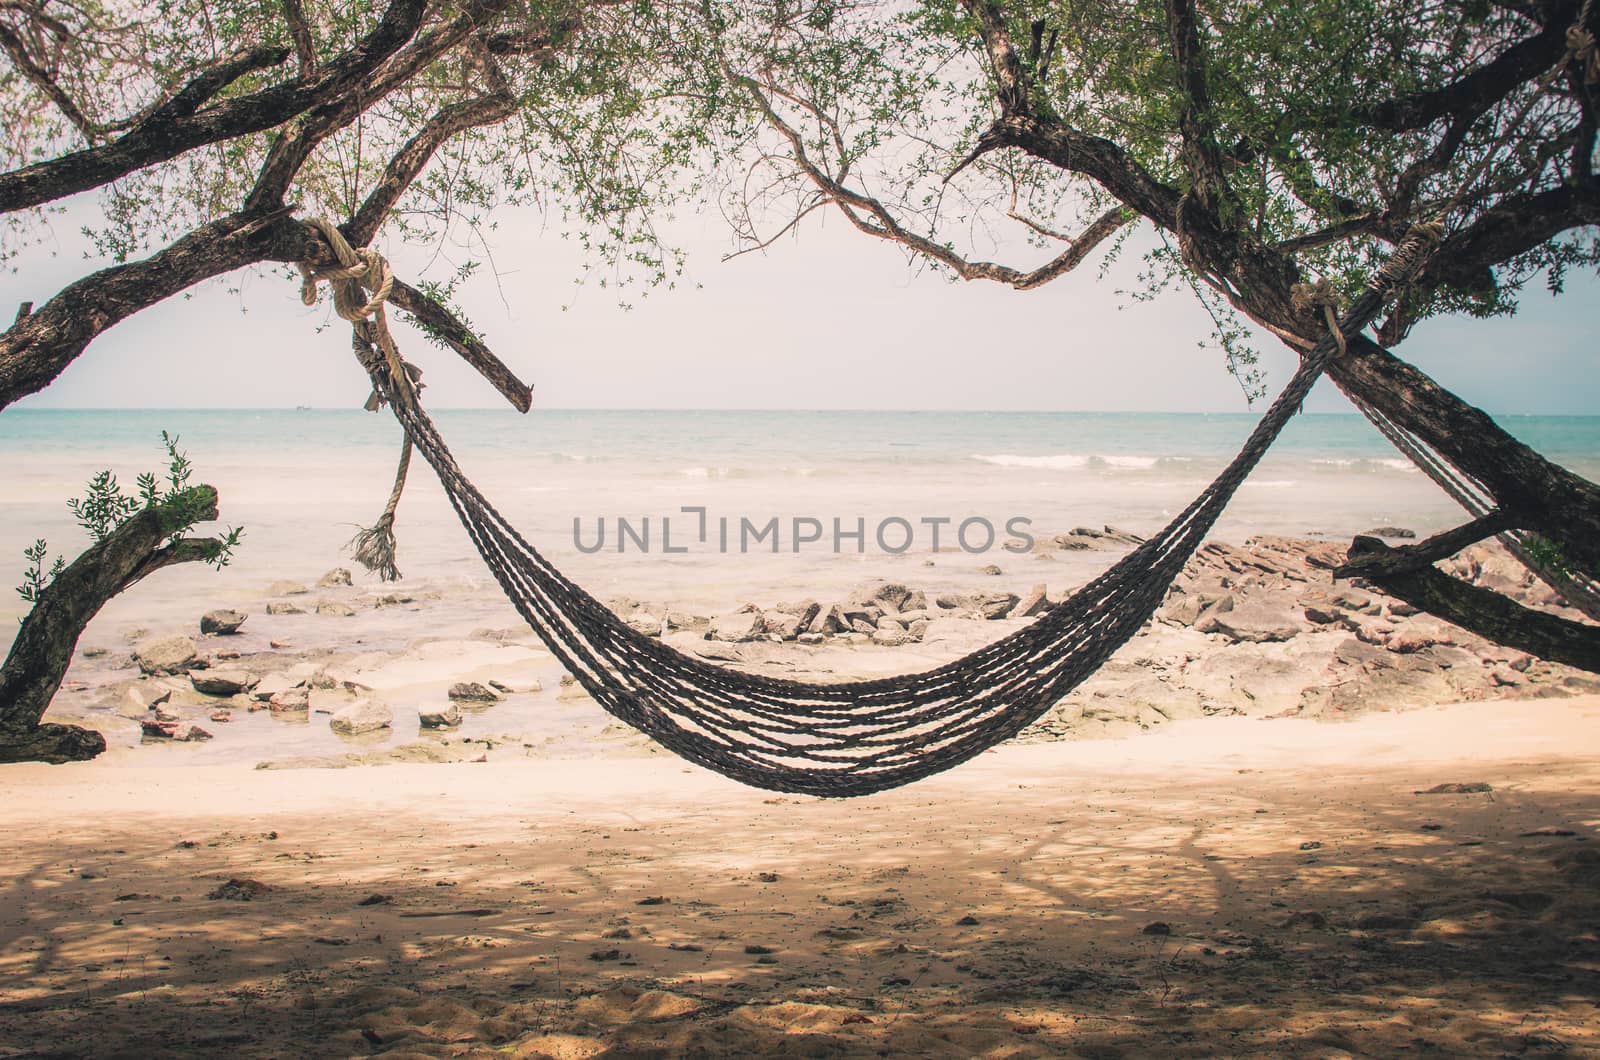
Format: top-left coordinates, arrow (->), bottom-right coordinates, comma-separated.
5,200 -> 1597,414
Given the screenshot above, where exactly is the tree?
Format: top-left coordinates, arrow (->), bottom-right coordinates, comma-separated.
702,0 -> 1600,653
0,0 -> 723,417
0,435 -> 242,762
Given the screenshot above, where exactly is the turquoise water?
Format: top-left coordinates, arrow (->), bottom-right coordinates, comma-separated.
4,408 -> 1598,476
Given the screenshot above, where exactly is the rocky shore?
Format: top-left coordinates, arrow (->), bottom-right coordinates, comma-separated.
44,528 -> 1599,769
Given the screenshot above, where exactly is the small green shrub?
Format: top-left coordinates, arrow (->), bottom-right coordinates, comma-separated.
15,433 -> 244,607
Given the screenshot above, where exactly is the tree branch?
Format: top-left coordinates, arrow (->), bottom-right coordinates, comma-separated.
1355,3 -> 1577,132
0,0 -> 425,214
1339,535 -> 1600,673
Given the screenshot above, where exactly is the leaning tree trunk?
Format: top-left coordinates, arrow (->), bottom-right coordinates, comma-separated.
0,486 -> 221,764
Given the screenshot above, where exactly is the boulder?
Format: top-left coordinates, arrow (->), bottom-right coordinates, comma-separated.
763,611 -> 805,640
124,684 -> 172,713
1363,526 -> 1417,539
979,564 -> 1002,576
710,610 -> 766,642
806,604 -> 846,635
330,699 -> 393,735
133,635 -> 200,676
376,592 -> 415,606
1196,602 -> 1302,643
448,682 -> 502,703
1010,584 -> 1049,618
316,600 -> 356,617
268,688 -> 309,712
268,581 -> 309,596
872,628 -> 906,646
140,719 -> 212,741
318,568 -> 353,587
251,673 -> 300,701
200,609 -> 248,636
845,581 -> 910,612
189,669 -> 258,696
626,612 -> 664,637
265,602 -> 305,615
419,704 -> 463,729
903,589 -> 927,611
796,633 -> 827,646
973,591 -> 1019,620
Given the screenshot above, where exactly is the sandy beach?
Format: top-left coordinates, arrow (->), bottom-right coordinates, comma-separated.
2,698 -> 1598,1057
4,413 -> 1600,1056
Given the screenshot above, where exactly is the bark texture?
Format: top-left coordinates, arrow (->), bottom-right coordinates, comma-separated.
0,486 -> 222,763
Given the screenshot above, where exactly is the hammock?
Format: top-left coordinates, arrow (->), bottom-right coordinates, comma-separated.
300,221 -> 1436,797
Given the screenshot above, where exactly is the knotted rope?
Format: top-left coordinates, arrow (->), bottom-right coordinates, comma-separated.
297,217 -> 415,582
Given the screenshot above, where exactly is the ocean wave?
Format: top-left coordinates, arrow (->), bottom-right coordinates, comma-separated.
1308,457 -> 1419,473
972,453 -> 1162,470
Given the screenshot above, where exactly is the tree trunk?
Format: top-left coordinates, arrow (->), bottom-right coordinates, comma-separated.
1340,535 -> 1600,674
0,486 -> 221,764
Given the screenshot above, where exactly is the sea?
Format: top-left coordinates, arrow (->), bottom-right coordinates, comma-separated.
3,407 -> 1599,645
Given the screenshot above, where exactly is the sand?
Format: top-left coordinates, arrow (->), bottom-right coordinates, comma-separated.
2,697 -> 1598,1057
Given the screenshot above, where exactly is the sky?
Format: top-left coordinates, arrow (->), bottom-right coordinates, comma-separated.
5,196 -> 1598,414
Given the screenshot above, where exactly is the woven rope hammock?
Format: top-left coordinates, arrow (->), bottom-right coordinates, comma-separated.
297,217 -> 1449,798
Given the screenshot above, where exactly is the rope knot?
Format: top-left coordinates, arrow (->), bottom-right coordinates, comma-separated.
1370,220 -> 1446,290
1293,277 -> 1348,357
1291,277 -> 1340,313
295,217 -> 394,322
1569,24 -> 1600,83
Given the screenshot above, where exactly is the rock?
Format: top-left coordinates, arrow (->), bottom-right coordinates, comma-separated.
265,602 -> 305,615
419,704 -> 463,729
189,669 -> 259,696
448,682 -> 502,703
979,564 -> 1003,576
315,600 -> 356,617
797,633 -> 827,645
1364,526 -> 1417,539
318,568 -> 353,587
209,878 -> 274,901
209,710 -> 232,723
1414,782 -> 1493,795
1010,584 -> 1049,618
1331,587 -> 1379,614
846,581 -> 911,612
1142,922 -> 1172,936
1387,628 -> 1450,654
1303,605 -> 1341,626
906,619 -> 928,641
664,611 -> 704,633
251,674 -> 300,701
375,592 -> 414,606
81,646 -> 108,659
806,604 -> 846,635
268,581 -> 309,596
710,610 -> 766,642
200,609 -> 248,635
1196,602 -> 1302,643
763,611 -> 805,640
133,635 -> 200,676
124,684 -> 172,713
872,628 -> 906,646
268,688 -> 309,712
330,699 -> 393,735
140,719 -> 212,741
1489,667 -> 1524,687
771,598 -> 821,619
973,591 -> 1019,620
626,612 -> 663,637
